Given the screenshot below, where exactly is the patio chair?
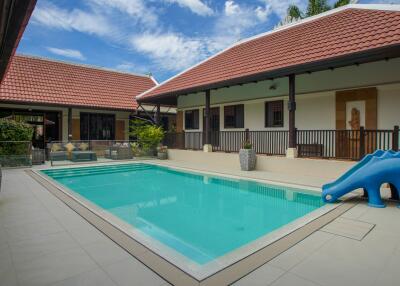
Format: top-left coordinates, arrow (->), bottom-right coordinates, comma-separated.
105,143 -> 133,160
48,143 -> 68,162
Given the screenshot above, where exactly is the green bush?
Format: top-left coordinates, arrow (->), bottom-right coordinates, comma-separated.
0,119 -> 33,142
0,120 -> 33,166
129,119 -> 164,153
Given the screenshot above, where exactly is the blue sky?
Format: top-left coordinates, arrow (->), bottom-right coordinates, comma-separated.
17,0 -> 397,82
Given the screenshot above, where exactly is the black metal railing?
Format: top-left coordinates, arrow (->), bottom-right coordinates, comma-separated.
249,130 -> 288,155
163,126 -> 400,160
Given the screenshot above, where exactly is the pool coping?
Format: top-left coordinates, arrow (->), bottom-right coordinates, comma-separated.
28,161 -> 356,286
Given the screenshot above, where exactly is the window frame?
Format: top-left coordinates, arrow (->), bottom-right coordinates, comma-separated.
184,109 -> 199,130
223,104 -> 244,129
265,100 -> 284,128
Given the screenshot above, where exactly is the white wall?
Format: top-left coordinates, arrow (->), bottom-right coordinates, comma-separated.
178,58 -> 400,109
178,58 -> 400,131
181,91 -> 336,131
377,84 -> 400,129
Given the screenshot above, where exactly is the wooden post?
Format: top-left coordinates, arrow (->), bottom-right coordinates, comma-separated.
155,104 -> 161,126
288,74 -> 296,148
359,126 -> 365,160
204,90 -> 211,145
68,107 -> 72,141
393,125 -> 399,151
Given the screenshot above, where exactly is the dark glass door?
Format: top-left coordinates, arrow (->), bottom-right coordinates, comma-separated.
203,107 -> 220,146
80,113 -> 115,140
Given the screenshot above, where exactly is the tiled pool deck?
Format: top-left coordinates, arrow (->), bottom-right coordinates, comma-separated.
1,163 -> 399,286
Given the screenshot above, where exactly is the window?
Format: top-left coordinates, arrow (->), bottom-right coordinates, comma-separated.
265,101 -> 284,127
185,109 -> 199,130
80,113 -> 115,140
224,104 -> 244,128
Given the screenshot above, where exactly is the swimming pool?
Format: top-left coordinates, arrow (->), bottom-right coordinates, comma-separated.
41,163 -> 325,267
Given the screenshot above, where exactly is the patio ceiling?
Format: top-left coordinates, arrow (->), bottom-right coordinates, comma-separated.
0,0 -> 37,83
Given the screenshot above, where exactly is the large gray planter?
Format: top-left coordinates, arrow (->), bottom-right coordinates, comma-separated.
157,152 -> 168,160
239,149 -> 256,171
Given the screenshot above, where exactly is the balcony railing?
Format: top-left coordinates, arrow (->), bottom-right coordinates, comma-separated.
163,126 -> 400,160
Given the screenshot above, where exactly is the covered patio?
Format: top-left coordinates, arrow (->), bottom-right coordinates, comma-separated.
137,5 -> 400,161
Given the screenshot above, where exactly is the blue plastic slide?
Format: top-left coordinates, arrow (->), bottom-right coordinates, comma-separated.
322,150 -> 400,208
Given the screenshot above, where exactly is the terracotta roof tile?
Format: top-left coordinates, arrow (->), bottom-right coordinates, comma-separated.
139,6 -> 400,100
0,55 -> 156,110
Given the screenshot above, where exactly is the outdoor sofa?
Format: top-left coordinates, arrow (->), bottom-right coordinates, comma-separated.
48,142 -> 97,164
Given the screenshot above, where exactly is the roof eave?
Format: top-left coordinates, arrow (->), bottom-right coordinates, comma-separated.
0,99 -> 138,112
0,0 -> 37,83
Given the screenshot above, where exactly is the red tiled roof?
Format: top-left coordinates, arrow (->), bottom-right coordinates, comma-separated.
0,55 -> 156,111
138,6 -> 400,101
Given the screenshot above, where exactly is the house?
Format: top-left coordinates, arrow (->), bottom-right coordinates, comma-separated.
137,4 -> 400,160
0,55 -> 175,149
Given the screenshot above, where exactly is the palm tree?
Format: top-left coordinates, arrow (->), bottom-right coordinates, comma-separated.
281,0 -> 356,26
306,0 -> 331,17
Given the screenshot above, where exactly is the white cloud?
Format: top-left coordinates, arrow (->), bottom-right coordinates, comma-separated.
46,47 -> 86,60
31,0 -> 303,75
115,61 -> 150,74
255,6 -> 269,22
259,0 -> 306,19
32,3 -> 113,37
165,0 -> 214,16
88,0 -> 158,27
224,0 -> 240,15
208,1 -> 271,51
130,33 -> 208,71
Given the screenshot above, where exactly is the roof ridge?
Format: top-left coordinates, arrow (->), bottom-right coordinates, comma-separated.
15,53 -> 153,79
136,3 -> 400,99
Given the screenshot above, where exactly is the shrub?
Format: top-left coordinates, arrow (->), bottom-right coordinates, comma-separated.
137,125 -> 164,151
242,140 -> 253,149
0,119 -> 33,142
0,119 -> 33,166
129,119 -> 164,153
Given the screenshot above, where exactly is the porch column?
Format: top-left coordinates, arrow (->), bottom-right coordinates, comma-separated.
203,89 -> 212,152
155,103 -> 161,125
68,107 -> 72,141
287,74 -> 298,158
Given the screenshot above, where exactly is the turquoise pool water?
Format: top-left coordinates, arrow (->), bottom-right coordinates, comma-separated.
42,164 -> 324,264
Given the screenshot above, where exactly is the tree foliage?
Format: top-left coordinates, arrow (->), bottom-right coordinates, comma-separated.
281,0 -> 353,26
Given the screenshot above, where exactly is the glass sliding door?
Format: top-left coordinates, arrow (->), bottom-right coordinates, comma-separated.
80,113 -> 115,140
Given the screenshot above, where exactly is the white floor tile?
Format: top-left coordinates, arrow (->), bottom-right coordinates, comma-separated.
233,264 -> 285,286
51,268 -> 118,286
271,272 -> 320,286
82,239 -> 131,266
104,257 -> 166,286
15,247 -> 97,286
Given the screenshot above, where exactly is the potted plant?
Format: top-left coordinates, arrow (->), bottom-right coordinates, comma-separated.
239,140 -> 256,171
157,145 -> 168,160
